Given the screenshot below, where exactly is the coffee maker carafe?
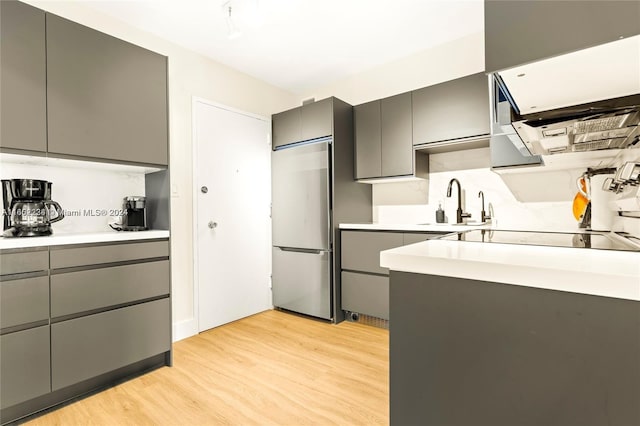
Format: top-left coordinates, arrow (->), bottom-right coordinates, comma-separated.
2,179 -> 64,237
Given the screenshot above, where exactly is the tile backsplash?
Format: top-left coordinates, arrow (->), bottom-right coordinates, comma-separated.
1,161 -> 145,234
373,148 -> 603,232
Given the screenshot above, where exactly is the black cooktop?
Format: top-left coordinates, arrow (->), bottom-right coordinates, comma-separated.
441,230 -> 640,252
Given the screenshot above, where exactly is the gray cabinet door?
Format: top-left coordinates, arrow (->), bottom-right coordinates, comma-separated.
50,240 -> 169,269
354,100 -> 382,179
381,93 -> 413,177
272,108 -> 301,148
0,276 -> 49,330
46,13 -> 168,165
51,260 -> 170,318
341,271 -> 389,320
0,326 -> 50,409
341,231 -> 404,275
485,0 -> 640,73
51,298 -> 170,391
412,73 -> 490,145
0,249 -> 49,276
301,98 -> 333,141
0,0 -> 46,153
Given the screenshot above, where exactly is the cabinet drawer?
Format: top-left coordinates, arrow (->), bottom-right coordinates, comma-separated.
0,249 -> 48,276
51,260 -> 169,318
0,326 -> 51,409
341,231 -> 404,275
0,276 -> 49,330
342,271 -> 389,320
50,240 -> 169,269
51,298 -> 170,391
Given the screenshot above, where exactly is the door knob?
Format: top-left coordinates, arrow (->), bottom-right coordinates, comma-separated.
208,221 -> 218,229
201,186 -> 208,194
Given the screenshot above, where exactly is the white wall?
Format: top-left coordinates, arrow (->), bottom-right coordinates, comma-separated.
24,0 -> 299,340
301,33 -> 485,105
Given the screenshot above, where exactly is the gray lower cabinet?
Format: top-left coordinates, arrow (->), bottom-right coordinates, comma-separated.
485,0 -> 640,73
50,240 -> 169,269
0,326 -> 51,409
0,276 -> 49,329
0,239 -> 171,423
0,0 -> 47,153
390,271 -> 640,426
272,98 -> 335,149
340,230 -> 445,320
342,272 -> 389,320
46,13 -> 168,165
342,231 -> 404,275
51,260 -> 170,318
412,72 -> 490,146
0,248 -> 49,276
52,298 -> 171,391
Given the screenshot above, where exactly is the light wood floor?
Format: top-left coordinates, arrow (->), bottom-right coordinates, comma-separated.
27,310 -> 389,425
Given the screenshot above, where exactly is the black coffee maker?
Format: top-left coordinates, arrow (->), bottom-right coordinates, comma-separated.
121,196 -> 147,231
2,179 -> 64,237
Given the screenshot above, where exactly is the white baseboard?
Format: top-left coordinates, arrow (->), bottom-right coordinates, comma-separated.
172,318 -> 198,342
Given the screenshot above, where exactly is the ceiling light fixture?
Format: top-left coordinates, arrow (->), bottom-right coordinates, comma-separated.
222,0 -> 242,40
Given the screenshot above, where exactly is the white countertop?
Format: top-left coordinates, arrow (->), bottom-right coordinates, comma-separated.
380,237 -> 640,301
0,230 -> 170,250
339,223 -> 490,232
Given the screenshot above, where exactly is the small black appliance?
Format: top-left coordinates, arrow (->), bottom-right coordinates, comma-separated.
121,196 -> 147,231
1,179 -> 64,237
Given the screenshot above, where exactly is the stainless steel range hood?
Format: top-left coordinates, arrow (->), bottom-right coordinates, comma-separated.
495,35 -> 640,157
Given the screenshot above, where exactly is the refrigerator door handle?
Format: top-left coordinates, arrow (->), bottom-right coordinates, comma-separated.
276,247 -> 327,255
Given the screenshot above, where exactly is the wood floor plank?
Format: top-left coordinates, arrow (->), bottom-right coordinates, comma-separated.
25,310 -> 389,425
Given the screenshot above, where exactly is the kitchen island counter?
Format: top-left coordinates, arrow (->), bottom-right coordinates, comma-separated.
0,230 -> 170,250
386,234 -> 640,426
380,235 -> 640,301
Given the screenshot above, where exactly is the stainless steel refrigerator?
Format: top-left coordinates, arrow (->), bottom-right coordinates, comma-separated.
272,138 -> 332,319
271,97 -> 372,322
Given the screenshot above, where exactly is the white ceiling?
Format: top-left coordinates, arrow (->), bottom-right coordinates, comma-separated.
79,0 -> 484,95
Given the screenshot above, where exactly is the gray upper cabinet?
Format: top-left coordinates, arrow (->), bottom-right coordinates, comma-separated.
0,0 -> 47,153
301,98 -> 333,141
272,98 -> 334,149
485,0 -> 640,73
354,100 -> 382,179
272,108 -> 302,148
412,73 -> 490,146
381,93 -> 414,177
46,13 -> 168,165
354,93 -> 415,179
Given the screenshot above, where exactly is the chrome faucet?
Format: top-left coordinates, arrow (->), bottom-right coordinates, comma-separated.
446,178 -> 471,224
478,191 -> 491,223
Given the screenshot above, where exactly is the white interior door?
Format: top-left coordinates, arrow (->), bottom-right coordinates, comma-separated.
194,100 -> 271,332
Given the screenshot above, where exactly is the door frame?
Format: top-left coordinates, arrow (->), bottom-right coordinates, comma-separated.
191,97 -> 272,333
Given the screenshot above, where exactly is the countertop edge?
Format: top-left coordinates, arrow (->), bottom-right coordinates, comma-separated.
0,230 -> 171,250
380,240 -> 640,302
